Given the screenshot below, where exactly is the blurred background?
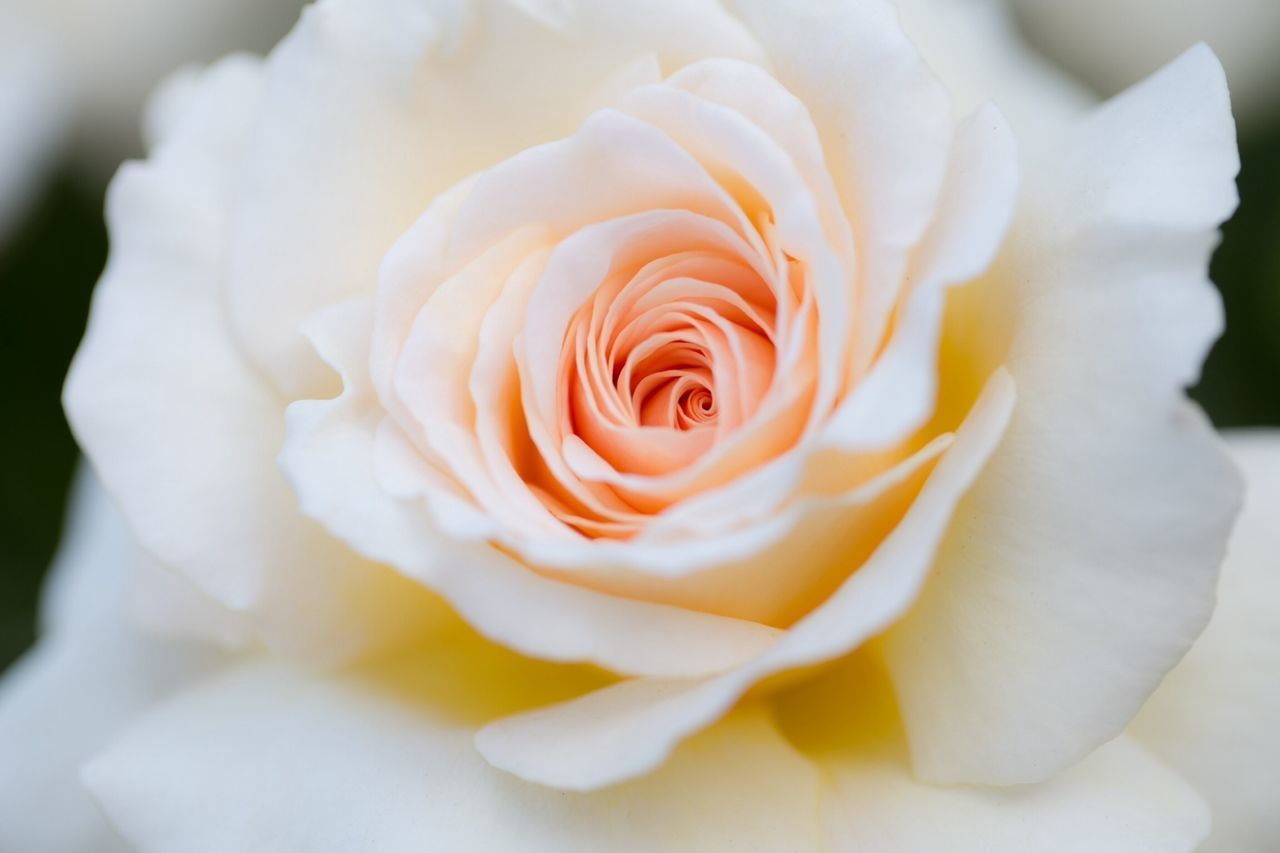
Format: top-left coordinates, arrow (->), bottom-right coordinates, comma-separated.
1,0 -> 1278,673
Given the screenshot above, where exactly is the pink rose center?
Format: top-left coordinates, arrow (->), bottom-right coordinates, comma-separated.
562,250 -> 778,480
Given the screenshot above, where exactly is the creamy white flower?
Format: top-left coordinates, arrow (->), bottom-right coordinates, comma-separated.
0,0 -> 1249,847
1011,0 -> 1280,126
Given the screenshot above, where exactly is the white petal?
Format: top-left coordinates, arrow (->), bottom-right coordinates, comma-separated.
123,549 -> 255,653
824,103 -> 1019,450
64,56 -> 431,663
773,657 -> 1209,853
65,55 -> 265,609
0,472 -> 220,853
880,46 -> 1242,785
476,372 -> 1014,790
1131,433 -> 1280,852
226,0 -> 764,398
824,737 -> 1206,852
726,0 -> 954,369
85,653 -> 827,852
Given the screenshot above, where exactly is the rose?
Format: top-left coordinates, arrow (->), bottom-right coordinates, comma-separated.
67,0 -> 1240,786
0,0 -> 1265,848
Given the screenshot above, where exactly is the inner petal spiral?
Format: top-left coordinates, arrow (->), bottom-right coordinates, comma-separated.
563,245 -> 779,485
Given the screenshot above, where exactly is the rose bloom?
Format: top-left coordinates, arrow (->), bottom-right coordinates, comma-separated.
1,0 -> 1278,850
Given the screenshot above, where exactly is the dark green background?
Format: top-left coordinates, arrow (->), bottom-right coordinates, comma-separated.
2,105 -> 1278,677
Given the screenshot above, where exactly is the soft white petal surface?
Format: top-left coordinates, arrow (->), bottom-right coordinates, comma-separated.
880,45 -> 1242,786
84,653 -> 827,852
824,738 -> 1206,852
0,472 -> 219,853
63,55 -> 433,663
775,658 -> 1209,853
1132,433 -> 1280,852
81,636 -> 1209,853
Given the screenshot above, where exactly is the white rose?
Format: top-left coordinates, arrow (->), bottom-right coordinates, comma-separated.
0,0 -> 1263,848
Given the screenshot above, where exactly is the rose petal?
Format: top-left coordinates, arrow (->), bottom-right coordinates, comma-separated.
823,102 -> 1019,450
879,45 -> 1242,786
80,636 -> 1207,853
83,653 -> 828,852
0,473 -> 220,853
774,656 -> 1209,853
1131,433 -> 1280,852
63,57 -> 434,664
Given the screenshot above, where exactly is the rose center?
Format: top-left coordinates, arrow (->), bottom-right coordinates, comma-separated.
560,244 -> 779,483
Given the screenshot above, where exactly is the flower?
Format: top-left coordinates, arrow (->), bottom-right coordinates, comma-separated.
0,0 -> 1263,848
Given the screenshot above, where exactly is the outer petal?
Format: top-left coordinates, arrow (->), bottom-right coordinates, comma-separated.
0,472 -> 220,853
1131,433 -> 1280,852
823,102 -> 1019,450
82,635 -> 1209,853
822,738 -> 1206,852
84,652 -> 827,852
726,0 -> 953,367
63,56 -> 434,663
474,371 -> 1014,790
226,0 -> 765,398
880,46 -> 1242,785
776,657 -> 1209,853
